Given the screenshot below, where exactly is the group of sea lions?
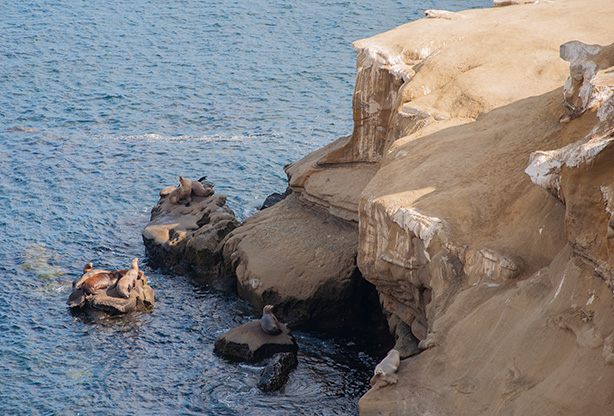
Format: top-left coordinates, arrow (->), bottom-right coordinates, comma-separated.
67,175 -> 216,313
168,176 -> 214,205
67,258 -> 153,314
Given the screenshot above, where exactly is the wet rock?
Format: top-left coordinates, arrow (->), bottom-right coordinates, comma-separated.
214,320 -> 298,362
259,188 -> 291,210
143,178 -> 239,285
257,352 -> 298,392
67,268 -> 155,315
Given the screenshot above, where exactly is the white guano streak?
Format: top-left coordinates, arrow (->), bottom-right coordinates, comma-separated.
387,206 -> 444,249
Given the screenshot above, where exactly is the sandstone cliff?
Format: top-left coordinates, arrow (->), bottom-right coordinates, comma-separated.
349,0 -> 614,414
216,0 -> 614,413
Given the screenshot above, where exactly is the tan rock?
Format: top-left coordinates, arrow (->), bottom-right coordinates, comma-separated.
341,0 -> 614,414
221,193 -> 363,327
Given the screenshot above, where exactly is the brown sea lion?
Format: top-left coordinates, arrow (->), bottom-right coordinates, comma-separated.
260,305 -> 283,335
73,262 -> 111,289
115,258 -> 139,298
82,272 -> 119,295
191,180 -> 214,197
168,176 -> 193,204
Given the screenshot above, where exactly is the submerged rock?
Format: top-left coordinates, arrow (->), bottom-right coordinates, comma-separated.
214,320 -> 298,362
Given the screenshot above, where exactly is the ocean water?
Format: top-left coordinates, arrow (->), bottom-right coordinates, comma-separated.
0,0 -> 491,414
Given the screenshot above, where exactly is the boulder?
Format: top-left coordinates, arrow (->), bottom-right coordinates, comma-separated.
143,182 -> 239,284
259,188 -> 291,210
214,320 -> 298,362
221,193 -> 364,328
257,352 -> 299,392
67,270 -> 155,315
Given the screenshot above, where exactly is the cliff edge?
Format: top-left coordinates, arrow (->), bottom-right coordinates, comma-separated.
351,0 -> 614,414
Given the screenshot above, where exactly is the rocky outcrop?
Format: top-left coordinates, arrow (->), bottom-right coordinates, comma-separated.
345,0 -> 614,414
143,181 -> 239,286
221,193 -> 365,328
67,264 -> 155,315
214,320 -> 298,362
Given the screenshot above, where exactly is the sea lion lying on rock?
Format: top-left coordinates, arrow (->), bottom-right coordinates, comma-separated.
191,180 -> 214,197
67,259 -> 154,314
82,271 -> 120,295
73,262 -> 111,290
370,349 -> 401,387
168,176 -> 215,204
261,305 -> 283,335
68,263 -> 117,308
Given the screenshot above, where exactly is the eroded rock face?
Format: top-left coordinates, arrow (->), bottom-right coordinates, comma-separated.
559,41 -> 614,120
143,184 -> 239,285
342,0 -> 614,414
221,193 -> 365,328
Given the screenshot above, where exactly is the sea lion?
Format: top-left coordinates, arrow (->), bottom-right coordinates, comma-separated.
373,349 -> 400,377
168,176 -> 193,204
115,258 -> 139,298
191,180 -> 214,197
260,305 -> 283,335
82,272 -> 119,295
370,349 -> 401,387
73,262 -> 111,289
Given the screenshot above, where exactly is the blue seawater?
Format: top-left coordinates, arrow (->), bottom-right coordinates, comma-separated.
0,0 -> 491,414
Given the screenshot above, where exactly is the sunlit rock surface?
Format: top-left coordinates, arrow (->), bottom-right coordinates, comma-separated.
221,193 -> 365,328
349,0 -> 614,414
207,0 -> 614,413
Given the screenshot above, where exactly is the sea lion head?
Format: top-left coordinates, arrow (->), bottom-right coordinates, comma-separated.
179,176 -> 191,188
130,258 -> 139,270
83,262 -> 93,273
263,305 -> 274,315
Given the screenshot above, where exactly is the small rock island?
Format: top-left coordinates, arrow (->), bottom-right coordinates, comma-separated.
67,258 -> 154,315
